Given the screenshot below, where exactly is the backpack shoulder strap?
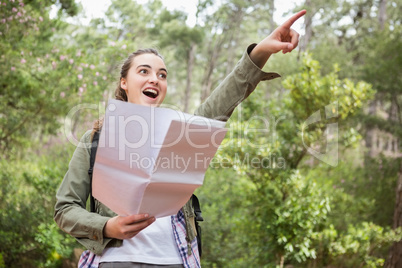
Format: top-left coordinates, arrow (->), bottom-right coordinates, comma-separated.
88,131 -> 100,213
192,194 -> 203,257
192,194 -> 203,222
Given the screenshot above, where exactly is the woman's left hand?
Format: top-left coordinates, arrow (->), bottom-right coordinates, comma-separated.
250,10 -> 307,68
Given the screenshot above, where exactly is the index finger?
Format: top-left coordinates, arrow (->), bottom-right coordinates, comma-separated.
281,10 -> 306,29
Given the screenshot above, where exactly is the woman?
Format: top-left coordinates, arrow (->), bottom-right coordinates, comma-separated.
54,10 -> 306,268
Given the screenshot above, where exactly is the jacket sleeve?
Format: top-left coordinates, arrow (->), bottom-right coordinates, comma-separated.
194,43 -> 280,120
54,130 -> 121,255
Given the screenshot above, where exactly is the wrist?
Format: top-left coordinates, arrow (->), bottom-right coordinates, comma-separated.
103,217 -> 114,239
249,43 -> 272,69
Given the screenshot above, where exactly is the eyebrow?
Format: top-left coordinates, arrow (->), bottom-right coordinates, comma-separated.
137,64 -> 168,74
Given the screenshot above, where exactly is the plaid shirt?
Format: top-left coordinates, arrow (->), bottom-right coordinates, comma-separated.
78,250 -> 100,268
172,210 -> 201,268
78,209 -> 201,268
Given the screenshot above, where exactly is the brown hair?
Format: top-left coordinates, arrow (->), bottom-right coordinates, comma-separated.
92,48 -> 164,136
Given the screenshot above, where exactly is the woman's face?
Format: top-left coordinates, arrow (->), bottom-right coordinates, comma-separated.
121,53 -> 167,107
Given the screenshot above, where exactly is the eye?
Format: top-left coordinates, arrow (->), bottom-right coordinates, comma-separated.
139,69 -> 148,74
159,73 -> 167,79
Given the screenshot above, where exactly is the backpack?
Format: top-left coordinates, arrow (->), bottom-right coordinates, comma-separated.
87,131 -> 203,257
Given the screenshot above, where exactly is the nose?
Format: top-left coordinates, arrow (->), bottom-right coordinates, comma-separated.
148,72 -> 158,85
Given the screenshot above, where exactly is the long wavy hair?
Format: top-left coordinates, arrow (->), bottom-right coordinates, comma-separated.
92,48 -> 164,136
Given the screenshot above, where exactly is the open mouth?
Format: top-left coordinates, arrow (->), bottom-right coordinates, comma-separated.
142,88 -> 159,99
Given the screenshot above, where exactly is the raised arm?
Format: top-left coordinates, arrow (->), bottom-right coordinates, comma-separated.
195,10 -> 306,121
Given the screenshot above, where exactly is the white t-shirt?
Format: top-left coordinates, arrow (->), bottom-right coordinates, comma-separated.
100,216 -> 183,264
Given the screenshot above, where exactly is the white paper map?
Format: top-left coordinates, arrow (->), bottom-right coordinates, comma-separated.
92,99 -> 227,217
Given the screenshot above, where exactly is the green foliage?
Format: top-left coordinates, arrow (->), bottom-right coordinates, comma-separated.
0,0 -> 101,156
0,145 -> 76,267
0,253 -> 4,268
34,222 -> 76,267
244,171 -> 330,266
309,223 -> 402,268
283,56 -> 373,120
196,168 -> 254,267
301,152 -> 401,267
359,26 -> 402,138
278,54 -> 373,169
207,52 -> 376,266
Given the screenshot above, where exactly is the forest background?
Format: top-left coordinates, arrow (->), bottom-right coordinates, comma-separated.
1,0 -> 402,267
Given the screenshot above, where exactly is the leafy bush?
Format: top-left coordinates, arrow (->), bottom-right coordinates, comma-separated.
0,144 -> 77,267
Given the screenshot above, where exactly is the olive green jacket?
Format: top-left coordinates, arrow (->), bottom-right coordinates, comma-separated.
54,43 -> 280,255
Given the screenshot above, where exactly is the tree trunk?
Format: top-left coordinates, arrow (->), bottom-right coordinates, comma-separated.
268,0 -> 275,32
225,33 -> 237,77
386,164 -> 402,268
364,99 -> 377,159
379,0 -> 387,30
200,41 -> 220,103
224,8 -> 244,77
300,0 -> 313,52
279,254 -> 285,268
183,43 -> 196,113
200,3 -> 245,102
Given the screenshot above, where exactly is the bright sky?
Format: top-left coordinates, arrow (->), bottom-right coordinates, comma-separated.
73,0 -> 305,33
